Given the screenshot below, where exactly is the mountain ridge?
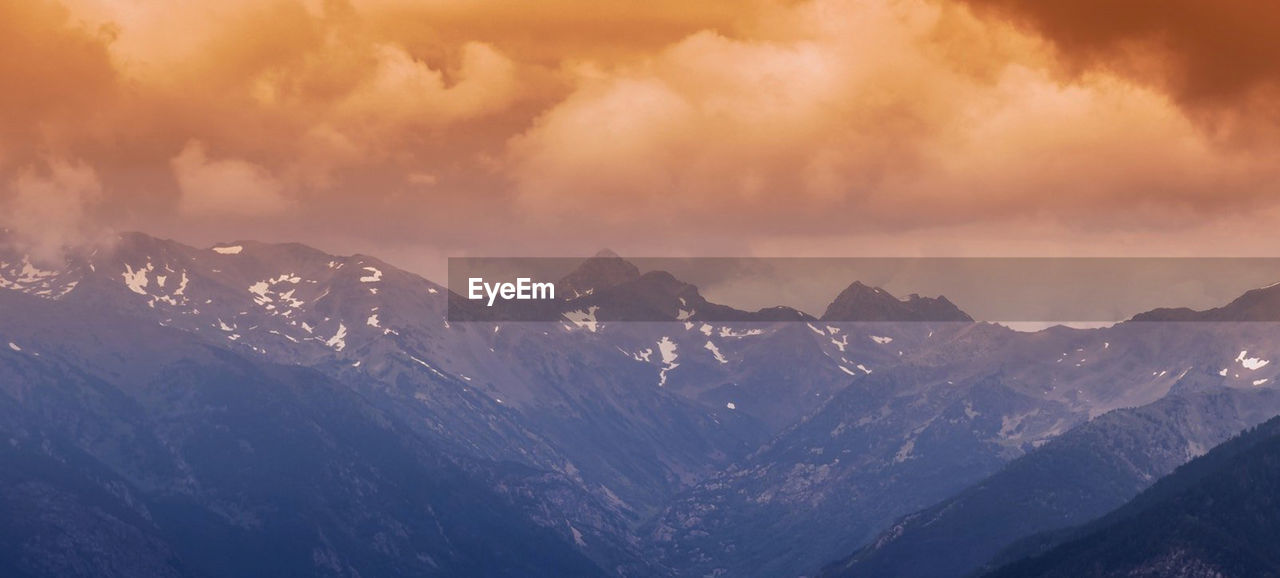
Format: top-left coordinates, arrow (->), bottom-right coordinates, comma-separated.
983,413 -> 1280,577
7,232 -> 1280,577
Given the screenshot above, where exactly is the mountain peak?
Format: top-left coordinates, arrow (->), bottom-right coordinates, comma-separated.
821,281 -> 971,322
558,251 -> 641,299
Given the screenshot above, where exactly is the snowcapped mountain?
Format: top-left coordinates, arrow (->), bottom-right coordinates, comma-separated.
0,287 -> 605,577
5,232 -> 1280,577
1,232 -> 906,575
644,320 -> 1280,576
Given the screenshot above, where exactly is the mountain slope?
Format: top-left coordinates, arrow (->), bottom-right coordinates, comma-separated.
822,374 -> 1280,578
0,289 -> 604,577
646,312 -> 1280,577
1133,282 -> 1280,322
984,412 -> 1280,577
645,358 -> 1072,578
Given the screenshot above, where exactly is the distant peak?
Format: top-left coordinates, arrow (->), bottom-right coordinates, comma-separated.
835,280 -> 895,299
558,251 -> 641,298
821,281 -> 971,322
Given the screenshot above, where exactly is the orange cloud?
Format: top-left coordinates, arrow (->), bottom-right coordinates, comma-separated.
954,0 -> 1280,108
171,141 -> 293,217
0,0 -> 118,167
1,0 -> 1278,263
507,0 -> 1280,236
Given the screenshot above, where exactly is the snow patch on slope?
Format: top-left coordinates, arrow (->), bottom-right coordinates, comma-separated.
360,267 -> 383,283
657,337 -> 679,387
1237,350 -> 1270,371
565,306 -> 600,332
123,263 -> 151,295
705,341 -> 728,364
326,323 -> 348,351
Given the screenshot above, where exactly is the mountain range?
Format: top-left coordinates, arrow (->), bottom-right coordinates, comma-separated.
3,231 -> 1280,577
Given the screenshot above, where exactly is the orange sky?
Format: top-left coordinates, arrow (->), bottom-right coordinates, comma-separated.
3,0 -> 1280,276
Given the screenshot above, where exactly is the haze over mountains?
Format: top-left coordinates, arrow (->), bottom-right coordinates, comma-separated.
3,232 -> 1280,577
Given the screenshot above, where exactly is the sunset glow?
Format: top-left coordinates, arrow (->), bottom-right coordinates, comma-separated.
4,0 -> 1279,270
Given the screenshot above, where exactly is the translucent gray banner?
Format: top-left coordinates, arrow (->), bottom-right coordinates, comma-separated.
447,257 -> 1280,323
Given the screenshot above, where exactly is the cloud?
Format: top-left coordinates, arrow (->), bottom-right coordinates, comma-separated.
3,0 -> 1280,262
2,159 -> 105,263
331,41 -> 520,126
0,0 -> 117,166
507,0 -> 1280,239
954,0 -> 1280,110
171,141 -> 292,217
